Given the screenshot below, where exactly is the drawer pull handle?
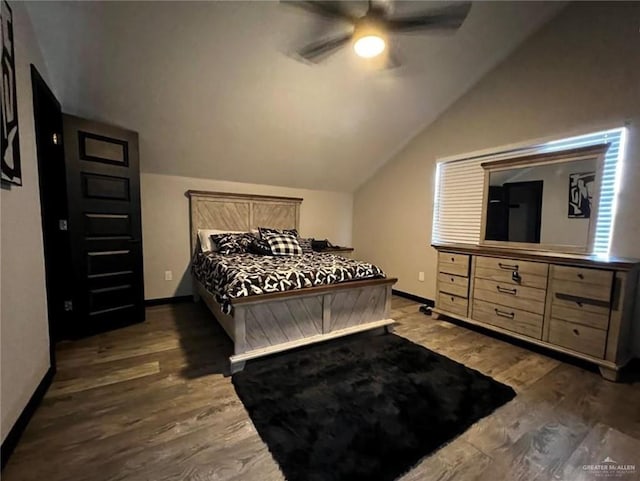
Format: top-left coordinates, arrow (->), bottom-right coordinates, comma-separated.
577,273 -> 584,280
495,308 -> 515,319
497,286 -> 517,295
450,296 -> 455,302
451,257 -> 455,262
555,292 -> 609,308
573,328 -> 580,335
499,262 -> 519,271
450,277 -> 455,282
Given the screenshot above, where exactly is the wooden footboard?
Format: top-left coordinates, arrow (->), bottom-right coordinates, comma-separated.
195,277 -> 397,372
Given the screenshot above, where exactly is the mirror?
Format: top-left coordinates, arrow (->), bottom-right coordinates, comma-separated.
481,145 -> 607,252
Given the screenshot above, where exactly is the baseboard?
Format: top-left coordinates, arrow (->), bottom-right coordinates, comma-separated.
1,366 -> 55,470
144,295 -> 193,307
392,289 -> 434,307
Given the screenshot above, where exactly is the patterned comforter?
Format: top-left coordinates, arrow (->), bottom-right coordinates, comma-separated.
192,252 -> 386,314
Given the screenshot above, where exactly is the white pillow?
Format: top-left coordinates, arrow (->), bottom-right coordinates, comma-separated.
197,229 -> 246,252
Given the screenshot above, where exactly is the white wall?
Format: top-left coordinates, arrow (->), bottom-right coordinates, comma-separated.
141,173 -> 353,300
353,2 -> 640,300
1,3 -> 52,442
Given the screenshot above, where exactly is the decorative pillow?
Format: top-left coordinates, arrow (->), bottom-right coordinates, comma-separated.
211,233 -> 254,255
265,233 -> 303,256
259,227 -> 299,239
198,229 -> 245,252
249,238 -> 273,256
298,237 -> 314,254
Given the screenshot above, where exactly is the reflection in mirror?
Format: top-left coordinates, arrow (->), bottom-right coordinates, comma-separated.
484,158 -> 597,247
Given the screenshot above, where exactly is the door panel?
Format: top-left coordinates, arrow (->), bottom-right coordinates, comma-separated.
83,213 -> 132,237
63,115 -> 144,333
87,250 -> 134,275
82,173 -> 131,201
79,132 -> 129,165
89,284 -> 135,313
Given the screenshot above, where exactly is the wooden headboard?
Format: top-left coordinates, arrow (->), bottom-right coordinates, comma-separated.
186,190 -> 302,254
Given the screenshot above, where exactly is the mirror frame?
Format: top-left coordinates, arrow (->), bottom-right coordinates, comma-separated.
479,144 -> 610,254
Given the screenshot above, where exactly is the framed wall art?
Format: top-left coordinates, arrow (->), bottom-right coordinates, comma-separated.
1,0 -> 22,186
568,171 -> 595,219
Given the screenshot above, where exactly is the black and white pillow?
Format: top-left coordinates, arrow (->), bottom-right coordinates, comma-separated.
249,237 -> 273,256
259,227 -> 299,239
265,233 -> 303,256
298,237 -> 314,254
211,233 -> 254,255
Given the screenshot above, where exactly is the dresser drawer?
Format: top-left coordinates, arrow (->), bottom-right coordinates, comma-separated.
548,318 -> 606,358
476,256 -> 549,277
551,280 -> 612,303
550,266 -> 613,303
475,256 -> 549,289
550,303 -> 610,330
552,292 -> 610,313
551,265 -> 614,287
438,253 -> 470,277
437,292 -> 468,317
472,299 -> 543,339
473,279 -> 546,315
437,273 -> 469,298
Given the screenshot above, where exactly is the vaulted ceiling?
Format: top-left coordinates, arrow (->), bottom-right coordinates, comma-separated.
25,1 -> 563,191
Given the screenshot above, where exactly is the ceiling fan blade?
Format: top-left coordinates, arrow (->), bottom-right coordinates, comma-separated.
297,33 -> 353,62
384,2 -> 472,33
281,1 -> 357,22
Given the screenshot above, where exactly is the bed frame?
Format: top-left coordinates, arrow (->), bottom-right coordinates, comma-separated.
187,190 -> 397,373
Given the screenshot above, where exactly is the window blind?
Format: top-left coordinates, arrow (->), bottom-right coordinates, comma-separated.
432,127 -> 626,253
432,158 -> 485,244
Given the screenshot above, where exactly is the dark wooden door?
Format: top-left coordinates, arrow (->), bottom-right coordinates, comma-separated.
63,115 -> 144,334
505,180 -> 543,244
31,66 -> 70,344
485,185 -> 509,242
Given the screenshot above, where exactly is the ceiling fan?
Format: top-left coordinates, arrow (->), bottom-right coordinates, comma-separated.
283,1 -> 472,67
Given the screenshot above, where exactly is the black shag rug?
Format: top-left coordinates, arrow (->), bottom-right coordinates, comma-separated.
232,334 -> 515,481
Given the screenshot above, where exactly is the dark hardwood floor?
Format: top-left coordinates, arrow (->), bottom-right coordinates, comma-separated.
3,296 -> 639,480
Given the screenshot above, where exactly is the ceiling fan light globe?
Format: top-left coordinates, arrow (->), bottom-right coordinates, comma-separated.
353,35 -> 386,58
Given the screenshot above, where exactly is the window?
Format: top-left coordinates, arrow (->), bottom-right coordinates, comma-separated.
432,127 -> 627,254
432,158 -> 485,245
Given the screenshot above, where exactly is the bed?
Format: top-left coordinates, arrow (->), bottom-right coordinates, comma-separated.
187,190 -> 397,373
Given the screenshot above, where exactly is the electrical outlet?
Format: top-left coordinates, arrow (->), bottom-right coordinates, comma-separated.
418,271 -> 425,282
164,270 -> 173,281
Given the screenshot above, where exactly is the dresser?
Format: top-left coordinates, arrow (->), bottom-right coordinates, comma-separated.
433,244 -> 640,381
